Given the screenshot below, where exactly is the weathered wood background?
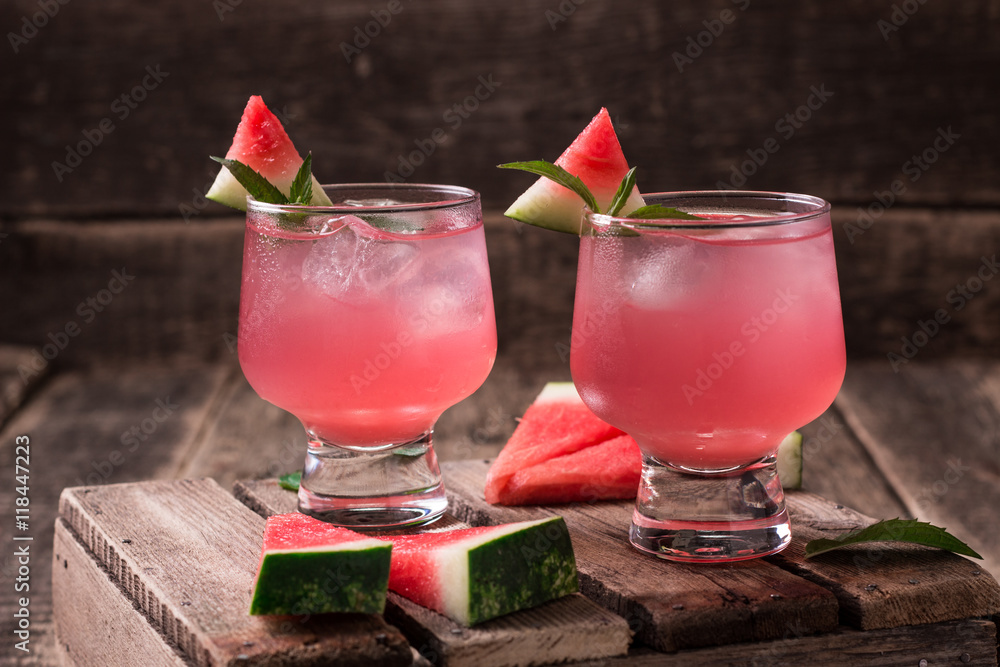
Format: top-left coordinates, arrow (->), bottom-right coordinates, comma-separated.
0,3 -> 998,665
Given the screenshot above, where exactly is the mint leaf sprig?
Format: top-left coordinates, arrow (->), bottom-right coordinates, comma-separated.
210,152 -> 316,206
804,518 -> 982,560
497,159 -> 704,220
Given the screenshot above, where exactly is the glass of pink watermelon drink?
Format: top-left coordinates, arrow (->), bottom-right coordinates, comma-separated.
571,191 -> 845,562
239,184 -> 496,528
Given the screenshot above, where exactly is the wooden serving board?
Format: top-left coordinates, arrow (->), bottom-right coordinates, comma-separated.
440,460 -> 1000,655
52,467 -> 1000,666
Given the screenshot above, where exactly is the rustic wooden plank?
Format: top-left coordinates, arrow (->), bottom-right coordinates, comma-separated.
439,460 -> 839,653
0,364 -> 231,667
836,360 -> 1000,577
52,518 -> 189,667
442,459 -> 1000,643
774,491 -> 1000,631
2,1 -> 996,217
58,478 -> 412,666
574,620 -> 998,667
233,478 -> 633,667
798,405 -> 909,519
178,369 -> 304,487
0,345 -> 49,428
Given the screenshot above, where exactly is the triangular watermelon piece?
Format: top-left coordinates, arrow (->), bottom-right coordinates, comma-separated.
504,108 -> 645,233
486,382 -> 805,506
249,513 -> 391,615
385,517 -> 578,626
207,95 -> 333,210
484,383 -> 626,504
502,434 -> 641,505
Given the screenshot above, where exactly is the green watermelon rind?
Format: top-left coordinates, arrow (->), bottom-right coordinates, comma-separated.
463,517 -> 578,625
249,543 -> 392,616
776,431 -> 804,490
505,181 -> 645,235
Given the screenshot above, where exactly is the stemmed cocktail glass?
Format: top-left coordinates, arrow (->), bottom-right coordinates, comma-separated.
571,191 -> 845,561
238,184 -> 496,529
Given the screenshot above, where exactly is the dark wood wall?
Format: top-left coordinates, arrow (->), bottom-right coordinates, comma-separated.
1,0 -> 998,367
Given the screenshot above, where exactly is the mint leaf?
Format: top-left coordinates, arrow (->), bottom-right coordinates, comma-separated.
804,518 -> 982,559
211,156 -> 289,205
625,204 -> 705,220
288,152 -> 314,205
498,160 -> 600,214
606,167 -> 637,216
278,470 -> 301,491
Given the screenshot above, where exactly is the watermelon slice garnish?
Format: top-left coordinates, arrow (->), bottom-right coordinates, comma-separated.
249,513 -> 391,616
485,383 -> 804,506
207,95 -> 333,210
501,108 -> 646,233
385,517 -> 578,626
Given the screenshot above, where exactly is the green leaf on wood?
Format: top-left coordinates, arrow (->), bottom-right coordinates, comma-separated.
211,156 -> 289,205
804,518 -> 982,559
498,160 -> 600,214
278,470 -> 302,491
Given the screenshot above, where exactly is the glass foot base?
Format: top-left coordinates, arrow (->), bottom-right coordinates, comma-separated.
297,430 -> 448,530
630,454 -> 791,562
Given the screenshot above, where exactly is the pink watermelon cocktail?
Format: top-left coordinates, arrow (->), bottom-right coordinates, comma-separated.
239,184 -> 496,528
570,191 -> 846,561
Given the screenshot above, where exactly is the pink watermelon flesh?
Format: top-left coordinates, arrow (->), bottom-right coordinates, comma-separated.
206,95 -> 331,210
385,517 -> 578,626
504,108 -> 645,233
249,513 -> 391,615
503,434 -> 641,505
484,383 -> 630,504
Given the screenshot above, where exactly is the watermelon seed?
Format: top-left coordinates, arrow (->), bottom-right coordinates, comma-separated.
450,629 -> 462,635
834,504 -> 844,509
908,579 -> 919,585
770,594 -> 781,600
122,539 -> 132,544
243,642 -> 254,647
672,604 -> 684,610
864,584 -> 878,592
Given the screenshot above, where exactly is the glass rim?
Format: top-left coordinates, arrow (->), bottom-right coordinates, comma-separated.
246,182 -> 480,215
585,190 -> 831,230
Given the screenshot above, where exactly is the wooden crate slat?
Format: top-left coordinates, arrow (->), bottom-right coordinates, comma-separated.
233,479 -> 633,667
440,460 -> 840,652
0,365 -> 232,666
52,518 -> 189,667
57,478 -> 412,667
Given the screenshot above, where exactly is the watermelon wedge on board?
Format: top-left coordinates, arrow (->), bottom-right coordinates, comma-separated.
502,434 -> 642,505
504,108 -> 645,233
207,95 -> 333,210
385,517 -> 578,626
249,513 -> 391,616
485,383 -> 804,506
484,382 -> 630,505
